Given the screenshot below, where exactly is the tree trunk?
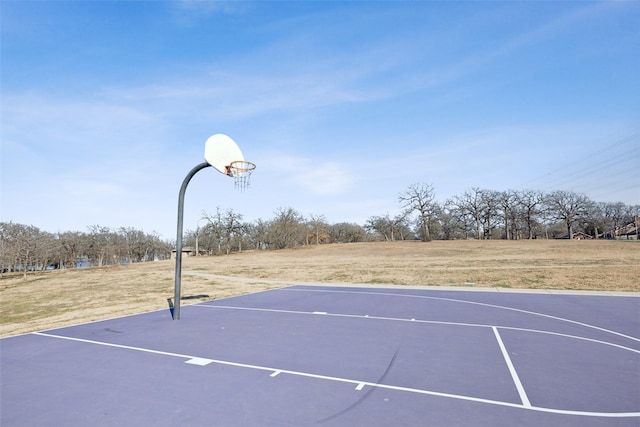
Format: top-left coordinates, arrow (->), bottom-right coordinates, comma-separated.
422,221 -> 431,242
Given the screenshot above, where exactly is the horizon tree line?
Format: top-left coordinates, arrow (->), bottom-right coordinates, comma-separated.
0,224 -> 171,279
2,186 -> 638,277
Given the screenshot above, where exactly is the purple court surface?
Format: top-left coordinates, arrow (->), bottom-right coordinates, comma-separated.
1,284 -> 639,426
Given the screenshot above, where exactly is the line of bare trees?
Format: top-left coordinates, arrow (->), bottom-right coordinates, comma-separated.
371,185 -> 638,242
3,186 -> 637,276
183,207 -> 367,255
184,187 -> 637,255
0,223 -> 172,278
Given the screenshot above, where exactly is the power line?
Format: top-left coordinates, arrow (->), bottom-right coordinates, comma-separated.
517,132 -> 639,202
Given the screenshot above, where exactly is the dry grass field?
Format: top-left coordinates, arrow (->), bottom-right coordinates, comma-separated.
1,240 -> 638,337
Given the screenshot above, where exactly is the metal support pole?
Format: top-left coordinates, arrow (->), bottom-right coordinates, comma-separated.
173,162 -> 210,320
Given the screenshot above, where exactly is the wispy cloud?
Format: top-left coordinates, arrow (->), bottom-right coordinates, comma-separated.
96,63 -> 385,124
171,0 -> 249,24
92,2 -> 624,129
2,93 -> 161,155
297,162 -> 356,195
269,154 -> 357,195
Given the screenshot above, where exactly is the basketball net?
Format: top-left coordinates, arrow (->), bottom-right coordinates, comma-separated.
227,160 -> 256,191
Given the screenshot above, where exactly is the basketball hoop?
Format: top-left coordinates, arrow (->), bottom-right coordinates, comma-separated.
226,160 -> 256,191
175,134 -> 254,320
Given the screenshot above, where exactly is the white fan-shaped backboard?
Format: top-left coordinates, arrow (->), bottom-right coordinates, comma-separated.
204,134 -> 244,175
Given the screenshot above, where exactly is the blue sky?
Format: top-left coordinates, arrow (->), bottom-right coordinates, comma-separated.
2,1 -> 639,240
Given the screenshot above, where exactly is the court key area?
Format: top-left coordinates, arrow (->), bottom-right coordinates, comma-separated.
2,285 -> 639,426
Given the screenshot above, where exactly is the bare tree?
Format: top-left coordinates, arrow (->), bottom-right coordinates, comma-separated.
119,228 -> 167,261
201,207 -> 245,254
437,200 -> 463,240
479,189 -> 501,239
365,216 -> 391,241
544,191 -> 591,238
307,214 -> 329,245
442,198 -> 474,239
497,190 -> 518,240
250,219 -> 270,249
57,231 -> 86,268
329,222 -> 366,243
34,230 -> 57,271
201,208 -> 225,254
365,213 -> 410,241
438,200 -> 458,240
394,214 -> 413,240
268,207 -> 306,249
601,202 -> 626,237
399,183 -> 438,242
582,202 -> 606,238
0,223 -> 9,274
0,222 -> 45,279
453,188 -> 485,239
516,190 -> 544,239
221,208 -> 244,254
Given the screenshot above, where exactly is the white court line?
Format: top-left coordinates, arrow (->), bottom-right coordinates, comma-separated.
33,332 -> 209,362
198,304 -> 640,354
31,331 -> 640,418
281,287 -> 640,343
185,357 -> 214,366
33,331 -> 279,375
493,327 -> 531,408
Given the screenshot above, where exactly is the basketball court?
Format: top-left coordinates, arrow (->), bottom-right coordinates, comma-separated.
2,284 -> 639,426
3,136 -> 638,425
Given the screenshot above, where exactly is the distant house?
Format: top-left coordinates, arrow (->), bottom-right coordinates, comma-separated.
600,216 -> 639,240
557,232 -> 593,240
571,232 -> 593,240
618,225 -> 638,240
614,216 -> 639,240
171,246 -> 196,259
